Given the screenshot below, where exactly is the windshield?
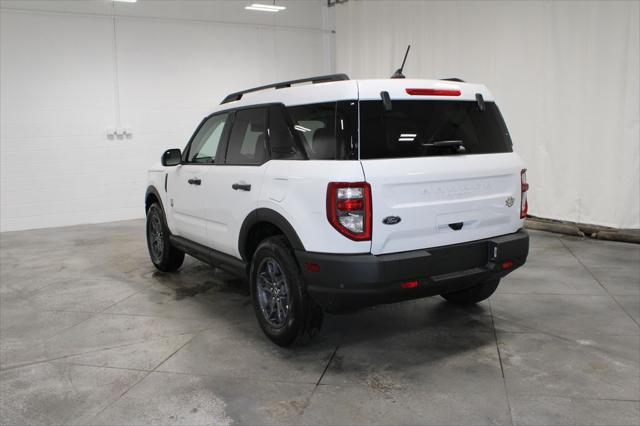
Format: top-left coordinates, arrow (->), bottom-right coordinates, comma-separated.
359,100 -> 513,159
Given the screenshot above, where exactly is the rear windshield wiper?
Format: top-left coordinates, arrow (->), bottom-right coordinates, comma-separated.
422,140 -> 466,153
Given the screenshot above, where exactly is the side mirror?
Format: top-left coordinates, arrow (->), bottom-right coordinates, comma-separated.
162,149 -> 182,166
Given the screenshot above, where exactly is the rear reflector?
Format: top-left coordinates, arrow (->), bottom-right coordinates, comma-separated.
401,280 -> 419,289
305,262 -> 320,273
406,88 -> 461,96
501,261 -> 513,270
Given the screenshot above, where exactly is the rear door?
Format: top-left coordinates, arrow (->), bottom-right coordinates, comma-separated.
203,107 -> 269,258
359,96 -> 524,255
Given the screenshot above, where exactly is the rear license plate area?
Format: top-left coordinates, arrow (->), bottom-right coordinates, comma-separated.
427,241 -> 488,276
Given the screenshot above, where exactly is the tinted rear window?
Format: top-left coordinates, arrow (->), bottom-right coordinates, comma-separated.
359,100 -> 512,159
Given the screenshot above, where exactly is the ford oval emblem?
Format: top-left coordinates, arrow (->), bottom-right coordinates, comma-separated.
382,216 -> 401,225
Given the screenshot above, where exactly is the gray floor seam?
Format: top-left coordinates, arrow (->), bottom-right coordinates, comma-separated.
558,237 -> 640,327
148,369 -> 321,385
85,331 -> 199,422
314,344 -> 339,388
489,299 -> 514,426
0,333 -> 196,372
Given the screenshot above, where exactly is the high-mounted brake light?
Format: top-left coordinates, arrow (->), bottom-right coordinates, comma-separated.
520,169 -> 529,219
406,88 -> 461,96
327,182 -> 372,241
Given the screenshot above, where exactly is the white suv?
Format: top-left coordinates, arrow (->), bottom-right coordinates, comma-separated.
145,74 -> 530,346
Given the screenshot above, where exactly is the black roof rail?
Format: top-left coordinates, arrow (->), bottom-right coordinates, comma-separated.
221,73 -> 350,104
440,78 -> 465,82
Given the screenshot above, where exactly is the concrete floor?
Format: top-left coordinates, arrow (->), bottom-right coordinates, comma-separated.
0,220 -> 638,426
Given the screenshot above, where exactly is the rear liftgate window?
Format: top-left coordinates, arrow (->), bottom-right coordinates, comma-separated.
359,100 -> 513,159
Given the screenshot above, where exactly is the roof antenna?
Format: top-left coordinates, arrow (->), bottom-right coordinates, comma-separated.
391,45 -> 411,79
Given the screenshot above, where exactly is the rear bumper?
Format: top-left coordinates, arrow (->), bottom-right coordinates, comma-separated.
295,230 -> 529,311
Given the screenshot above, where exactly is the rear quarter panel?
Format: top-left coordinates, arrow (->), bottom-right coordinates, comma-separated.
260,160 -> 370,254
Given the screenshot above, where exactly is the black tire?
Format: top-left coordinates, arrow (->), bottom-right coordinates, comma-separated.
146,203 -> 185,272
441,279 -> 500,305
249,235 -> 311,347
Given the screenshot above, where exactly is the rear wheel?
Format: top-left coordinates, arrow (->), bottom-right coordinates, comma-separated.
146,203 -> 185,272
441,279 -> 500,305
250,235 -> 312,347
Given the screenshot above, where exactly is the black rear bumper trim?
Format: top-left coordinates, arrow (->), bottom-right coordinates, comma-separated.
295,230 -> 529,311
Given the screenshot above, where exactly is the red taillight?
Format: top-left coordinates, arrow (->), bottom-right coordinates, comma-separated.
337,199 -> 364,211
406,88 -> 461,96
327,182 -> 372,241
520,169 -> 529,219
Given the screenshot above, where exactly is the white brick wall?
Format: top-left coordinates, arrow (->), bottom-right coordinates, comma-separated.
0,1 -> 334,231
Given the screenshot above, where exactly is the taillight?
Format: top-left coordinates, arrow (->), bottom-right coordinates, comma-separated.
406,88 -> 461,96
520,169 -> 529,219
327,182 -> 372,241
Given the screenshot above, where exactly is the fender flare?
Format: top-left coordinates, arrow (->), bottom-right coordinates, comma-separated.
238,208 -> 305,260
145,185 -> 165,214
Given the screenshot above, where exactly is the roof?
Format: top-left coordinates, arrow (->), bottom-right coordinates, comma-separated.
211,77 -> 494,114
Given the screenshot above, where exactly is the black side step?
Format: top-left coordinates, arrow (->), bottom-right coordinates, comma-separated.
170,235 -> 247,279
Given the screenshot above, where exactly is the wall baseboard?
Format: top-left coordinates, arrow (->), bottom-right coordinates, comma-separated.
525,216 -> 640,245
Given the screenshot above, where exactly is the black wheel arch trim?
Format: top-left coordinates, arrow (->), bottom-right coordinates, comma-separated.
145,185 -> 165,214
239,208 -> 305,260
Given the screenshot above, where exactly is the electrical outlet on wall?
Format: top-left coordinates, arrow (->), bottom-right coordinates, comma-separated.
106,128 -> 132,139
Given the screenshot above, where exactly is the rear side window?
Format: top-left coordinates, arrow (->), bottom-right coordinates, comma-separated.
359,100 -> 513,159
226,108 -> 267,165
287,101 -> 358,160
268,106 -> 304,160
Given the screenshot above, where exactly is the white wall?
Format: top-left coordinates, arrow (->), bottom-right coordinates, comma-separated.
336,0 -> 639,229
0,0 -> 334,231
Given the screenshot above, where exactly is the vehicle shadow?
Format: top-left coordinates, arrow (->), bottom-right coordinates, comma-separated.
152,259 -> 496,362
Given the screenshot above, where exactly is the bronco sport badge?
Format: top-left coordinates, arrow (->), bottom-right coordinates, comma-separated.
505,196 -> 515,207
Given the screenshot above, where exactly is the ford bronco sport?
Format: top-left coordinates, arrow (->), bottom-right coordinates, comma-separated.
145,74 -> 530,346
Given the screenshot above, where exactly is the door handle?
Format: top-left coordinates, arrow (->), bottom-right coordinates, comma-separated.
188,178 -> 201,185
232,183 -> 251,191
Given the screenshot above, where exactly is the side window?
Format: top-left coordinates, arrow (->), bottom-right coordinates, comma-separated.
226,108 -> 268,165
268,106 -> 304,160
336,101 -> 358,160
187,113 -> 229,163
287,103 -> 336,160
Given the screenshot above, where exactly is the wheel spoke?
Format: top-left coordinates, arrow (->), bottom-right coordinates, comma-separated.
256,257 -> 291,328
259,272 -> 272,286
275,299 -> 284,322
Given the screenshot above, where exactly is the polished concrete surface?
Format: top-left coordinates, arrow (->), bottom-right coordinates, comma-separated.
1,220 -> 638,425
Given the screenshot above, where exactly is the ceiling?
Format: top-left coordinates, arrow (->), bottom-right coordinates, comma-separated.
0,0 -> 332,31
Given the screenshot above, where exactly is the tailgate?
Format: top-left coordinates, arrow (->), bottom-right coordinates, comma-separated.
362,153 -> 524,255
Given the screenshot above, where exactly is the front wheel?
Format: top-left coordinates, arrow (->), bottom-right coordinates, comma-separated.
146,203 -> 185,272
441,279 -> 500,305
250,236 -> 311,347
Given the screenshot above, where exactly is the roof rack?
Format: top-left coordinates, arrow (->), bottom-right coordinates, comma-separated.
440,78 -> 465,82
221,73 -> 350,104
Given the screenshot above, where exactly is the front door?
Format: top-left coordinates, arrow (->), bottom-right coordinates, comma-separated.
169,112 -> 230,246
